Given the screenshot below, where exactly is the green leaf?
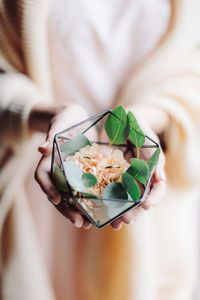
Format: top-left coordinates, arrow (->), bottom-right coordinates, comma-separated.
122,172 -> 141,201
82,173 -> 97,188
60,134 -> 91,155
147,148 -> 161,173
63,161 -> 97,199
64,160 -> 84,191
103,182 -> 128,200
52,165 -> 69,193
105,106 -> 129,144
129,158 -> 150,185
127,111 -> 145,147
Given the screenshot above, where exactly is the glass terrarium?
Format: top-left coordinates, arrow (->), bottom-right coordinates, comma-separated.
51,107 -> 160,228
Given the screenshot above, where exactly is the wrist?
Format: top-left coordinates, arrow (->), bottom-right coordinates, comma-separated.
28,104 -> 60,133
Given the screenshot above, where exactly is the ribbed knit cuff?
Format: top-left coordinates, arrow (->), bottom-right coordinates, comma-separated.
0,72 -> 46,145
4,100 -> 40,142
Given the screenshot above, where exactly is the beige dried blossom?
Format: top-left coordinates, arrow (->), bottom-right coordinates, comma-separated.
65,143 -> 130,197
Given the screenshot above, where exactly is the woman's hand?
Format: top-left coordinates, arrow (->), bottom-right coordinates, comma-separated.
34,104 -> 96,229
33,103 -> 168,230
110,146 -> 166,230
110,105 -> 168,230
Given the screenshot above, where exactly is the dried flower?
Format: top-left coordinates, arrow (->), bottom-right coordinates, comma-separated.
65,143 -> 129,197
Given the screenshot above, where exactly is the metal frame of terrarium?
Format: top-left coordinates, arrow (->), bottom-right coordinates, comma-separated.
51,110 -> 160,228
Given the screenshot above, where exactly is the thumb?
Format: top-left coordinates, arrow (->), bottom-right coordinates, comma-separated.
154,151 -> 166,182
38,121 -> 56,155
38,139 -> 52,156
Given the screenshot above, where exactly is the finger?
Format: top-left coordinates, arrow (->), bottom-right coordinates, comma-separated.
111,218 -> 123,230
83,219 -> 92,229
56,202 -> 84,228
38,140 -> 52,156
122,206 -> 144,224
38,119 -> 57,156
154,168 -> 166,183
154,150 -> 166,181
66,209 -> 84,228
35,156 -> 61,205
142,180 -> 166,210
38,124 -> 55,156
122,211 -> 135,224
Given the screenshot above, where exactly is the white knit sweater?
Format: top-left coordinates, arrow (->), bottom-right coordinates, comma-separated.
1,1 -> 200,300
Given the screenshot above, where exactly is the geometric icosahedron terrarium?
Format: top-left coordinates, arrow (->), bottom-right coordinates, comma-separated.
51,106 -> 160,228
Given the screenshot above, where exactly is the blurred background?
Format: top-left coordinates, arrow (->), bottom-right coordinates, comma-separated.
1,1 -> 200,300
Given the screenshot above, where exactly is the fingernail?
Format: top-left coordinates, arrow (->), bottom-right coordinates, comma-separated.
40,140 -> 50,149
75,219 -> 83,228
84,223 -> 92,229
51,195 -> 61,205
113,225 -> 121,231
159,169 -> 166,181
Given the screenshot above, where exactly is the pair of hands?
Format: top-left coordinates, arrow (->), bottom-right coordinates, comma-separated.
34,104 -> 166,230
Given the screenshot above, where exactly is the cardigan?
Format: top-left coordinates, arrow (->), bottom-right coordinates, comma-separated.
0,0 -> 200,186
1,1 -> 200,300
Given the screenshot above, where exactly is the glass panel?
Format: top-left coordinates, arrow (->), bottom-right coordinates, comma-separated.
51,110 -> 159,228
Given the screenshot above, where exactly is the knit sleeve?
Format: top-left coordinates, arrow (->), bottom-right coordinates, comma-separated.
0,71 -> 43,146
121,70 -> 200,189
118,0 -> 200,189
